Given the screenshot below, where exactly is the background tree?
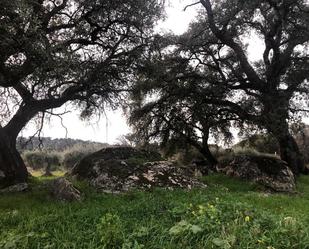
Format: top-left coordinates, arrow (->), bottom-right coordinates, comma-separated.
0,0 -> 164,187
129,48 -> 237,169
198,0 -> 309,175
129,0 -> 309,175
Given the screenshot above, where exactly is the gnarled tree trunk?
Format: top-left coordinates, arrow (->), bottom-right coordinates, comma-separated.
0,128 -> 28,187
267,118 -> 306,176
199,145 -> 218,171
277,133 -> 306,176
196,129 -> 218,172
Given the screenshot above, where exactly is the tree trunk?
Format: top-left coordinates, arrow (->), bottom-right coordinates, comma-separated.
277,133 -> 306,176
43,162 -> 53,177
268,118 -> 306,176
0,128 -> 28,187
186,135 -> 218,173
199,145 -> 218,171
199,130 -> 218,172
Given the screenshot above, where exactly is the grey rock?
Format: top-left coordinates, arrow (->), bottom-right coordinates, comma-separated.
70,147 -> 206,192
217,155 -> 296,192
0,183 -> 28,193
49,178 -> 81,201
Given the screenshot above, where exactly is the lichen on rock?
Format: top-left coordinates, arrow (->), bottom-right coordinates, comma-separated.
70,146 -> 205,193
217,155 -> 296,192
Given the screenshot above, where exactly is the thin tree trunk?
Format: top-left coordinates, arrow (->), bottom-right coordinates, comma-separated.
202,128 -> 218,170
0,128 -> 28,187
43,162 -> 53,177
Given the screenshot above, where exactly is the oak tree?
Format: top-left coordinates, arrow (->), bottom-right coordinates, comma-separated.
130,0 -> 309,175
0,0 -> 164,186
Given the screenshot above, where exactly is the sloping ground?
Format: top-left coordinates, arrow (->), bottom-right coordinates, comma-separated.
0,174 -> 309,249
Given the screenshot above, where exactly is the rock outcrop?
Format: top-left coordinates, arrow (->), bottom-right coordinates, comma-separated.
49,178 -> 81,201
70,147 -> 205,193
0,182 -> 28,193
217,155 -> 296,192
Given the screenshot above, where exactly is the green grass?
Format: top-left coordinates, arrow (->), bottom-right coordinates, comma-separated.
1,174 -> 309,249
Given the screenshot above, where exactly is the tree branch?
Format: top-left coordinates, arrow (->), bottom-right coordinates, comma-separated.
200,0 -> 265,88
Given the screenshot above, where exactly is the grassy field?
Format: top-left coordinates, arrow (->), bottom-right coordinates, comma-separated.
1,174 -> 309,249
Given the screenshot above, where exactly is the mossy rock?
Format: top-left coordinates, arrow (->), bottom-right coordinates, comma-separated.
217,154 -> 296,192
70,146 -> 205,193
70,146 -> 161,178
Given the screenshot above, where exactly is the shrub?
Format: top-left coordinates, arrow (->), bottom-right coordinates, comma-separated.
234,134 -> 279,154
61,143 -> 103,169
62,150 -> 88,169
23,150 -> 61,170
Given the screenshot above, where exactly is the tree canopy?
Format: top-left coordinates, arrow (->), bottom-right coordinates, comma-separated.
0,0 -> 164,186
128,0 -> 309,174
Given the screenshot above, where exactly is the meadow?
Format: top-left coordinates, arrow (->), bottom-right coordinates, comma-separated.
1,173 -> 309,249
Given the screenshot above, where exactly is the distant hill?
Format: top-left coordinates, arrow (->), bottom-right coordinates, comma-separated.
17,137 -> 109,152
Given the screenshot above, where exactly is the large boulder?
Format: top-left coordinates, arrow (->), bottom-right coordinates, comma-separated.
70,146 -> 205,193
217,155 -> 296,192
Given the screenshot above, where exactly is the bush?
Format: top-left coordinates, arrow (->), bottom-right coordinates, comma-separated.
61,143 -> 104,169
23,150 -> 61,170
62,150 -> 89,169
217,147 -> 279,164
235,134 -> 279,154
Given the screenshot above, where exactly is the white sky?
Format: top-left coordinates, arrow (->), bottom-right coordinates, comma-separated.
21,1 -> 308,144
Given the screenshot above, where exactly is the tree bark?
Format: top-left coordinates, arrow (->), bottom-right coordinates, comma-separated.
0,128 -> 28,187
0,98 -> 67,187
185,135 -> 218,173
267,118 -> 306,176
277,133 -> 306,176
43,162 -> 53,177
199,129 -> 218,172
199,145 -> 218,171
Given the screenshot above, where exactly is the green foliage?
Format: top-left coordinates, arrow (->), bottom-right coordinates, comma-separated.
217,146 -> 279,164
97,213 -> 124,248
22,150 -> 61,170
167,199 -> 309,248
62,150 -> 88,169
235,134 -> 279,154
17,137 -> 106,153
60,143 -> 103,169
164,143 -> 223,165
170,146 -> 205,165
1,174 -> 309,248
